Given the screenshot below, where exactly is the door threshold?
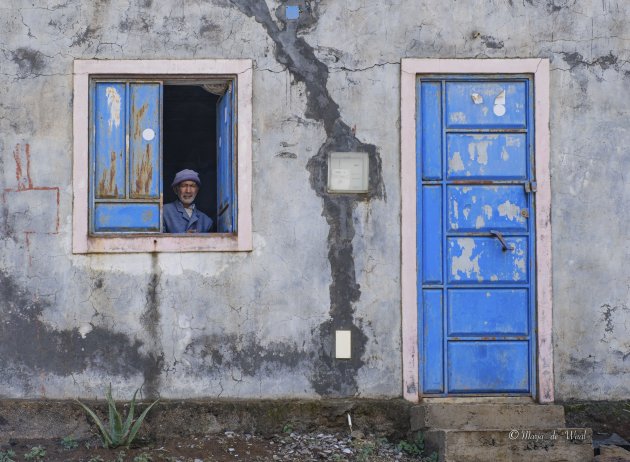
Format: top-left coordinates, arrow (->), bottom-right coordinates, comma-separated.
420,396 -> 536,404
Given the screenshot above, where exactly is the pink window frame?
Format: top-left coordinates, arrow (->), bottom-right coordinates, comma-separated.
72,59 -> 253,253
400,59 -> 553,402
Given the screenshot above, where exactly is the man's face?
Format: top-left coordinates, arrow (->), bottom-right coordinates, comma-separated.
175,181 -> 199,207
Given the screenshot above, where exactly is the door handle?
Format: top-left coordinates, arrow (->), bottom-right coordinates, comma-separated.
490,230 -> 514,252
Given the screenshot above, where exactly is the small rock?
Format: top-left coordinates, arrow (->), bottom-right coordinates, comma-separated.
351,430 -> 365,439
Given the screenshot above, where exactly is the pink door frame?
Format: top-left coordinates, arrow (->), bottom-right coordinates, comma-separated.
400,59 -> 553,403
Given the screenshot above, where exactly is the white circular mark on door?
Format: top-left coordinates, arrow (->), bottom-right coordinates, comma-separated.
142,128 -> 155,141
493,90 -> 506,116
493,104 -> 506,116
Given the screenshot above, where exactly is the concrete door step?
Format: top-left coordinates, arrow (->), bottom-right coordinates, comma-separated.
425,428 -> 593,462
410,402 -> 567,431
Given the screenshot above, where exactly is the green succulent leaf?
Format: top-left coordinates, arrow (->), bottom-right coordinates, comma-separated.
126,398 -> 159,448
77,386 -> 158,449
122,388 -> 139,437
75,400 -> 113,448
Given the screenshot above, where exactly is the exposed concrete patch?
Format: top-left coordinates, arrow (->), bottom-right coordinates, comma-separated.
228,0 -> 385,397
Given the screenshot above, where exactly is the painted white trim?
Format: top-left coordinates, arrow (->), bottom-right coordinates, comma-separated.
400,58 -> 553,403
72,59 -> 253,253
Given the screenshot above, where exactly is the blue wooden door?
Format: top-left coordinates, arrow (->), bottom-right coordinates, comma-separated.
418,77 -> 536,395
216,82 -> 236,233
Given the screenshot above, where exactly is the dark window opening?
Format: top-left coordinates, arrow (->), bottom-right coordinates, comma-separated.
163,85 -> 219,232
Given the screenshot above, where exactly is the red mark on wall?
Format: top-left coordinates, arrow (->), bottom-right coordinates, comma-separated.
13,143 -> 33,190
3,143 -> 61,237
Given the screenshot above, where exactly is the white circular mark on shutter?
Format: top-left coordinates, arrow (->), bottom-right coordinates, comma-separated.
493,104 -> 506,116
142,128 -> 155,141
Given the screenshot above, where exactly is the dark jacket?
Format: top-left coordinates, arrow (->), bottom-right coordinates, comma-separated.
163,201 -> 213,233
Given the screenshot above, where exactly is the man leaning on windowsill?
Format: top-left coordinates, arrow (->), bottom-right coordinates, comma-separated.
163,169 -> 213,233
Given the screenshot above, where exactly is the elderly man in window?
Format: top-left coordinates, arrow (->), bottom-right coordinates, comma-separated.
163,169 -> 213,233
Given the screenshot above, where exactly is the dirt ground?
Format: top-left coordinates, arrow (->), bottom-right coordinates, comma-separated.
1,431 -> 437,462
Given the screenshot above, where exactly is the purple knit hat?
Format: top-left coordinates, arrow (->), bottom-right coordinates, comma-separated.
171,169 -> 201,187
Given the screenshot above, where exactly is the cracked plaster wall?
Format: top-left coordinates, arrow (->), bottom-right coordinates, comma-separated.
0,0 -> 628,400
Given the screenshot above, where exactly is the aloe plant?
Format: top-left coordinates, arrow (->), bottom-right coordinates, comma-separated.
76,385 -> 159,449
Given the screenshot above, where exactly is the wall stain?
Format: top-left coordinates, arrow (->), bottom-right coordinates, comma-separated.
561,51 -> 619,71
0,270 -> 157,394
601,303 -> 618,334
184,333 -> 309,378
276,151 -> 297,159
546,0 -> 576,13
11,47 -> 47,78
229,0 -> 385,397
70,25 -> 99,47
199,17 -> 220,37
480,35 -> 504,49
139,253 -> 164,398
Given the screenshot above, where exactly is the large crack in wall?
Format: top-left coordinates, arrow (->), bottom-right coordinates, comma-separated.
228,0 -> 385,396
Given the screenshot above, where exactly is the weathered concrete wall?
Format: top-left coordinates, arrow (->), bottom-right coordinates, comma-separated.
0,0 -> 628,400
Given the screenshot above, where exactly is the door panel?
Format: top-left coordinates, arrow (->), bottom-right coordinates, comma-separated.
422,185 -> 442,284
447,237 -> 528,283
422,289 -> 444,393
447,185 -> 528,232
448,341 -> 530,393
418,75 -> 535,396
448,289 -> 529,336
447,134 -> 527,179
445,81 -> 527,128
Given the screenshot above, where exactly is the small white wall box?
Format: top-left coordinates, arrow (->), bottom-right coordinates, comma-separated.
335,330 -> 352,359
328,151 -> 369,193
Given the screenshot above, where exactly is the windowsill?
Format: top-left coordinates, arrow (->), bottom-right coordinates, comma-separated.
78,233 -> 251,253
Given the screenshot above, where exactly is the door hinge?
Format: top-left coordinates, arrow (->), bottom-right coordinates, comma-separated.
524,181 -> 537,193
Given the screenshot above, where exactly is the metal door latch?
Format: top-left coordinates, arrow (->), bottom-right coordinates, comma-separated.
524,181 -> 537,193
218,202 -> 229,216
490,230 -> 514,252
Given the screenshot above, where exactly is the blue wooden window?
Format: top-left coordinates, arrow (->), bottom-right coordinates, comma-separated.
89,79 -> 237,235
216,82 -> 236,233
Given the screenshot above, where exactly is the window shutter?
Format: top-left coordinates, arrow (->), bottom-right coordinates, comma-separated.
91,81 -> 162,233
216,82 -> 236,233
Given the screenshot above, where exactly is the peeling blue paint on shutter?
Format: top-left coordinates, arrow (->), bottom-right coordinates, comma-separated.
91,81 -> 162,233
216,81 -> 236,233
94,82 -> 126,199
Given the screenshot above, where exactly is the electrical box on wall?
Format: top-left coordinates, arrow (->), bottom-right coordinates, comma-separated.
327,152 -> 369,193
335,330 -> 352,359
